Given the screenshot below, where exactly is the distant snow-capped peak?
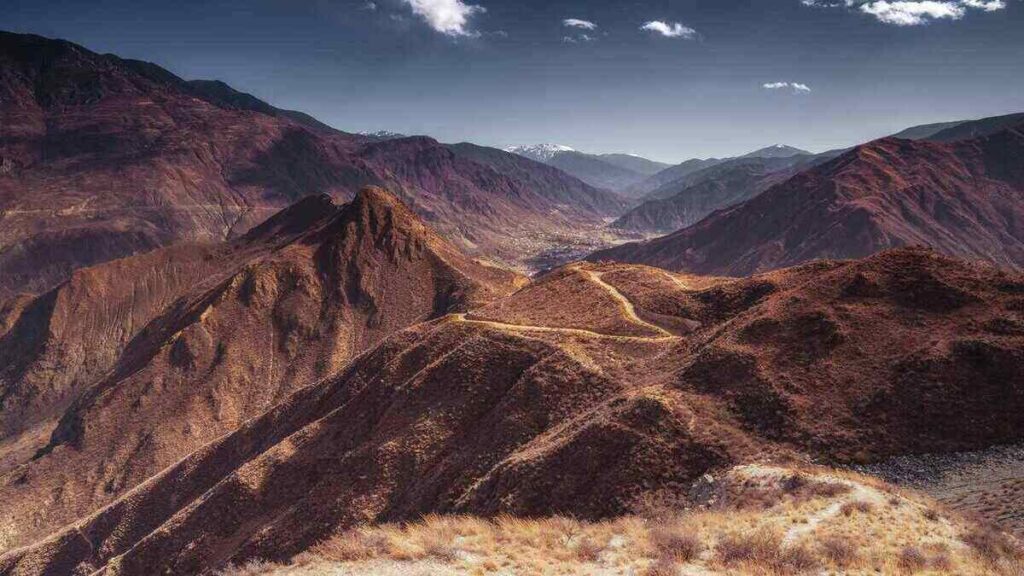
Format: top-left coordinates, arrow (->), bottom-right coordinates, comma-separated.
359,130 -> 407,141
505,144 -> 576,161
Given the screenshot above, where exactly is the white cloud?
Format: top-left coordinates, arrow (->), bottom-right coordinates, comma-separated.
763,81 -> 813,93
860,1 -> 964,25
800,0 -> 1008,25
959,0 -> 1006,11
640,20 -> 698,39
403,0 -> 485,37
563,18 -> 597,30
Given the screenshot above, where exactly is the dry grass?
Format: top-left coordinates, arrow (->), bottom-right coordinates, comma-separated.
648,525 -> 704,562
714,529 -> 819,574
216,464 -> 1024,576
220,560 -> 280,576
640,557 -> 680,576
963,525 -> 1024,565
839,500 -> 875,516
898,546 -> 928,573
715,528 -> 783,566
819,535 -> 859,567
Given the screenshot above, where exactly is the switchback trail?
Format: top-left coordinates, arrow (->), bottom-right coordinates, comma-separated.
455,267 -> 681,342
580,269 -> 676,338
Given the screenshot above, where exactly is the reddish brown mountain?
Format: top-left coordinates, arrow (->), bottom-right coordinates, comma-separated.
3,247 -> 1021,574
591,123 -> 1024,276
0,31 -> 623,297
0,187 -> 521,550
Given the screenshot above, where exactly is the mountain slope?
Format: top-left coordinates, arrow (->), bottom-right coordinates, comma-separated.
596,153 -> 670,175
0,187 -> 522,548
3,248 -> 1022,574
624,157 -> 725,198
504,145 -> 664,194
626,145 -> 812,201
0,31 -> 622,296
738,144 -> 810,159
591,124 -> 1024,275
546,151 -> 649,192
612,157 -> 822,234
926,112 -> 1024,143
891,119 -> 967,140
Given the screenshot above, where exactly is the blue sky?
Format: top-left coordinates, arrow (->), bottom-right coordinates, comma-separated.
5,0 -> 1023,161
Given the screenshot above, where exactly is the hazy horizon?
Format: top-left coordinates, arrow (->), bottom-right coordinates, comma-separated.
7,0 -> 1023,163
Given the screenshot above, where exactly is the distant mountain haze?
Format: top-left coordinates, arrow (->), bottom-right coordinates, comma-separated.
592,120 -> 1024,275
505,144 -> 667,195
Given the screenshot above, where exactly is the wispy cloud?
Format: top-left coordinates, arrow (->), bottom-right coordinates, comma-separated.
563,35 -> 596,43
800,0 -> 1007,26
763,81 -> 813,93
403,0 -> 485,37
640,20 -> 698,39
563,18 -> 597,30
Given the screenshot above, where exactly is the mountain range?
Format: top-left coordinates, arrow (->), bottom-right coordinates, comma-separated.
592,120 -> 1024,275
506,144 -> 670,194
3,240 -> 1022,574
0,31 -> 625,298
0,186 -> 522,551
2,29 -> 1024,576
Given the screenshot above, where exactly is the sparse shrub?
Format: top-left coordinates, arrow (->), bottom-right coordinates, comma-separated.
309,529 -> 386,561
776,544 -> 821,574
928,550 -> 953,571
217,560 -> 279,576
716,529 -> 783,565
780,474 -> 852,504
898,546 -> 928,573
922,508 -> 941,522
574,536 -> 606,562
633,489 -> 691,521
648,525 -> 704,562
806,481 -> 852,499
819,536 -> 858,567
963,525 -> 1024,565
783,474 -> 809,493
642,557 -> 680,576
840,500 -> 874,516
419,530 -> 459,562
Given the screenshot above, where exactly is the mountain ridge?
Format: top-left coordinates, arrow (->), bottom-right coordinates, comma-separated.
591,123 -> 1024,275
0,30 -> 625,297
0,186 -> 523,549
3,247 -> 1023,574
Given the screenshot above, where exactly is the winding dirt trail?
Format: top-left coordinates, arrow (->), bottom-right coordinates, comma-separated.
454,267 -> 681,342
579,269 -> 675,338
659,269 -> 692,292
451,314 -> 677,343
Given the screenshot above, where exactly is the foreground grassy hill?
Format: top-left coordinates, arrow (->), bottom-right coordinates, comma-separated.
222,465 -> 1023,576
